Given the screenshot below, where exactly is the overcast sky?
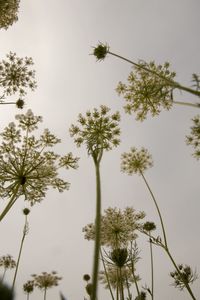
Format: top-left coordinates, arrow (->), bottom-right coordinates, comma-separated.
0,1 -> 200,299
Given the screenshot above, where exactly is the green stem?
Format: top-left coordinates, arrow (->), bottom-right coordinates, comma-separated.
119,267 -> 124,300
108,51 -> 200,98
44,288 -> 47,300
91,160 -> 101,300
12,217 -> 28,291
165,248 -> 196,300
173,100 -> 200,108
0,268 -> 7,283
130,243 -> 140,297
140,171 -> 168,248
0,183 -> 20,222
100,248 -> 115,300
149,236 -> 154,300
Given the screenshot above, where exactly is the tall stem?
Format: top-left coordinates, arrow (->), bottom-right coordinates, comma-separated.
91,160 -> 101,300
0,183 -> 20,222
140,171 -> 168,248
149,237 -> 154,300
173,100 -> 200,108
12,217 -> 28,291
100,248 -> 115,300
108,51 -> 200,98
0,268 -> 7,283
44,288 -> 47,300
164,247 -> 196,300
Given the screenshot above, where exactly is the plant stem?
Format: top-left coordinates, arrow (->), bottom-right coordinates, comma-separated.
140,171 -> 168,248
149,236 -> 154,300
164,247 -> 196,300
100,248 -> 115,300
12,216 -> 28,291
91,160 -> 101,300
130,243 -> 140,297
0,268 -> 7,283
0,183 -> 20,222
173,100 -> 200,108
108,51 -> 200,98
44,288 -> 47,300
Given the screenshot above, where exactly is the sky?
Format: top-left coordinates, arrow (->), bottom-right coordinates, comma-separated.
0,1 -> 200,299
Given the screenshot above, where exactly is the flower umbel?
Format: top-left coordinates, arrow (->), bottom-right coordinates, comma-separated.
186,115 -> 200,160
23,280 -> 34,295
121,147 -> 153,175
32,271 -> 62,290
0,255 -> 16,270
0,109 -> 79,221
0,0 -> 20,29
0,52 -> 37,107
92,42 -> 109,61
116,61 -> 176,121
170,264 -> 198,291
83,207 -> 145,248
70,105 -> 120,161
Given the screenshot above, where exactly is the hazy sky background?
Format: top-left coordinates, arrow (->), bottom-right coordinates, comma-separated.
0,1 -> 200,299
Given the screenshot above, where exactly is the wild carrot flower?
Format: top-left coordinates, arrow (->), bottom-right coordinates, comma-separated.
83,207 -> 145,248
32,271 -> 62,299
23,280 -> 34,298
70,105 -> 120,161
0,109 -> 79,221
186,115 -> 200,159
116,61 -> 176,121
0,255 -> 16,283
71,106 -> 120,300
0,0 -> 20,30
121,147 -> 153,175
0,52 -> 37,108
99,265 -> 136,290
170,264 -> 198,291
92,42 -> 109,61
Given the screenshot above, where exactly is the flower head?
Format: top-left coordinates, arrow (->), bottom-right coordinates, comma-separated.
99,265 -> 137,290
83,207 -> 145,248
0,110 -> 79,219
116,61 -> 176,121
23,280 -> 34,295
0,255 -> 16,270
92,42 -> 109,61
170,264 -> 198,290
186,115 -> 200,160
121,147 -> 153,175
0,0 -> 20,30
32,271 -> 62,290
143,221 -> 156,232
0,52 -> 37,102
70,105 -> 120,161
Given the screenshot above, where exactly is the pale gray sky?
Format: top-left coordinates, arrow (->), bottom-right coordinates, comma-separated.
0,1 -> 200,299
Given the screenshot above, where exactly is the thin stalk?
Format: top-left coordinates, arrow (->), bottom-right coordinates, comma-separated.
0,268 -> 7,283
124,272 -> 132,300
91,160 -> 101,300
164,248 -> 196,300
140,171 -> 168,248
12,216 -> 28,291
108,51 -> 200,98
129,243 -> 140,297
0,183 -> 20,222
119,267 -> 124,300
149,237 -> 154,300
100,248 -> 115,300
173,100 -> 200,108
44,288 -> 47,300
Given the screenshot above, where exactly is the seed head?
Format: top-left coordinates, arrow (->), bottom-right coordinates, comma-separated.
92,42 -> 109,61
0,255 -> 16,270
